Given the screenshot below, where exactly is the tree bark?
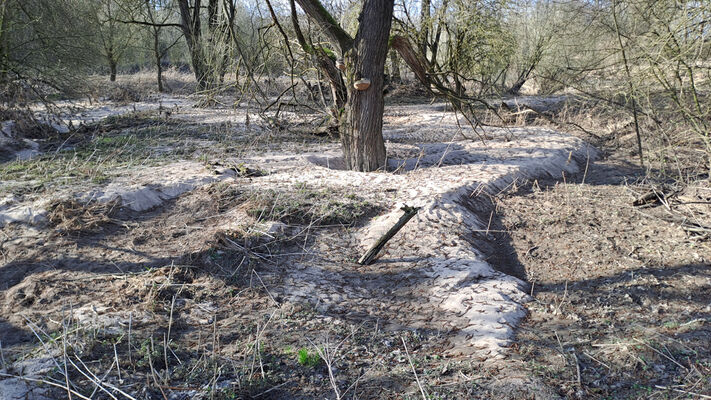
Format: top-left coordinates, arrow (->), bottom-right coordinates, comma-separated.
294,0 -> 394,172
390,35 -> 429,88
177,0 -> 211,89
109,58 -> 117,82
340,0 -> 393,171
390,50 -> 401,83
156,56 -> 163,92
420,0 -> 430,57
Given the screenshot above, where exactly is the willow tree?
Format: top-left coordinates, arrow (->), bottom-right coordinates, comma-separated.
292,0 -> 394,172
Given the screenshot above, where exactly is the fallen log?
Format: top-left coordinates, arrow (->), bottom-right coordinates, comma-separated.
358,205 -> 420,265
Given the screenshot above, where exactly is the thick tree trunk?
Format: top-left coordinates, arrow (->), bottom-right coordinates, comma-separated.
191,50 -> 209,90
177,0 -> 211,90
182,30 -> 211,90
293,0 -> 394,172
340,0 -> 394,172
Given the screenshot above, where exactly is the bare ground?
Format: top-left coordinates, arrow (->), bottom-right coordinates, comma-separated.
0,90 -> 709,399
494,154 -> 711,399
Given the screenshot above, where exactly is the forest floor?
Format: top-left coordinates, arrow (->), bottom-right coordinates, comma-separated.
0,79 -> 709,399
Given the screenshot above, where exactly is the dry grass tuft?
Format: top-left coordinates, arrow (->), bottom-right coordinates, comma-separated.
89,68 -> 198,101
47,199 -> 121,234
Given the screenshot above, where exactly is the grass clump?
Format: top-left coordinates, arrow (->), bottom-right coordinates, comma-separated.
297,347 -> 321,367
47,199 -> 120,234
244,184 -> 381,226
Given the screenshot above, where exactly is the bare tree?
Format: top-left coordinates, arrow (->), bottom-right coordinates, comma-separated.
292,0 -> 395,172
0,0 -> 98,100
94,0 -> 136,82
141,0 -> 182,92
117,0 -> 233,90
176,0 -> 232,89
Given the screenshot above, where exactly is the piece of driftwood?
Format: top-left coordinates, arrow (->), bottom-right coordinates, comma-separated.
358,205 -> 420,265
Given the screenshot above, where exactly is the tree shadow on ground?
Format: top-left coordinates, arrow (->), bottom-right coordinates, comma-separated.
6,148 -> 686,399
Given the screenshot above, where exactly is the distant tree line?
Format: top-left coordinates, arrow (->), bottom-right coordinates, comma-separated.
0,0 -> 709,173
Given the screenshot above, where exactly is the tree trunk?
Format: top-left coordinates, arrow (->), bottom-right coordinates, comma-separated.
420,0 -> 430,56
508,77 -> 526,95
290,0 -> 346,124
390,35 -> 429,89
508,42 -> 544,95
293,0 -> 394,172
156,56 -> 164,92
340,0 -> 394,171
177,0 -> 211,90
191,49 -> 209,89
151,27 -> 164,92
0,0 -> 8,85
390,50 -> 401,83
109,59 -> 117,82
220,1 -> 236,83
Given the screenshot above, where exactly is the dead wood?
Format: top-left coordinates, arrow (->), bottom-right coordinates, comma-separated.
358,205 -> 419,265
632,186 -> 678,207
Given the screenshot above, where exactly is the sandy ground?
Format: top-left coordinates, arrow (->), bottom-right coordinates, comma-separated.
1,93 -> 706,399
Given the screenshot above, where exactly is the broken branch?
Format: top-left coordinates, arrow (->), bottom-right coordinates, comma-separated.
358,205 -> 420,265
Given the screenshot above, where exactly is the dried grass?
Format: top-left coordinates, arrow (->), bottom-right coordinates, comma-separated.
47,199 -> 121,234
88,69 -> 198,102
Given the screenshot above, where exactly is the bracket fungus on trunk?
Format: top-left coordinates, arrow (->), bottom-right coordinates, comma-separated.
354,78 -> 371,91
336,59 -> 346,71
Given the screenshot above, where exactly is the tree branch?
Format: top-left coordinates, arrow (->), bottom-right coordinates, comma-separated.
294,0 -> 353,51
115,19 -> 183,29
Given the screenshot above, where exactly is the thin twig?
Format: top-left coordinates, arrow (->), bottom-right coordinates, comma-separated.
113,343 -> 121,382
67,357 -> 118,400
572,351 -> 582,388
75,355 -> 136,400
401,337 -> 427,400
254,381 -> 289,397
0,373 -> 91,400
148,337 -> 169,400
632,338 -> 686,371
654,385 -> 711,399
